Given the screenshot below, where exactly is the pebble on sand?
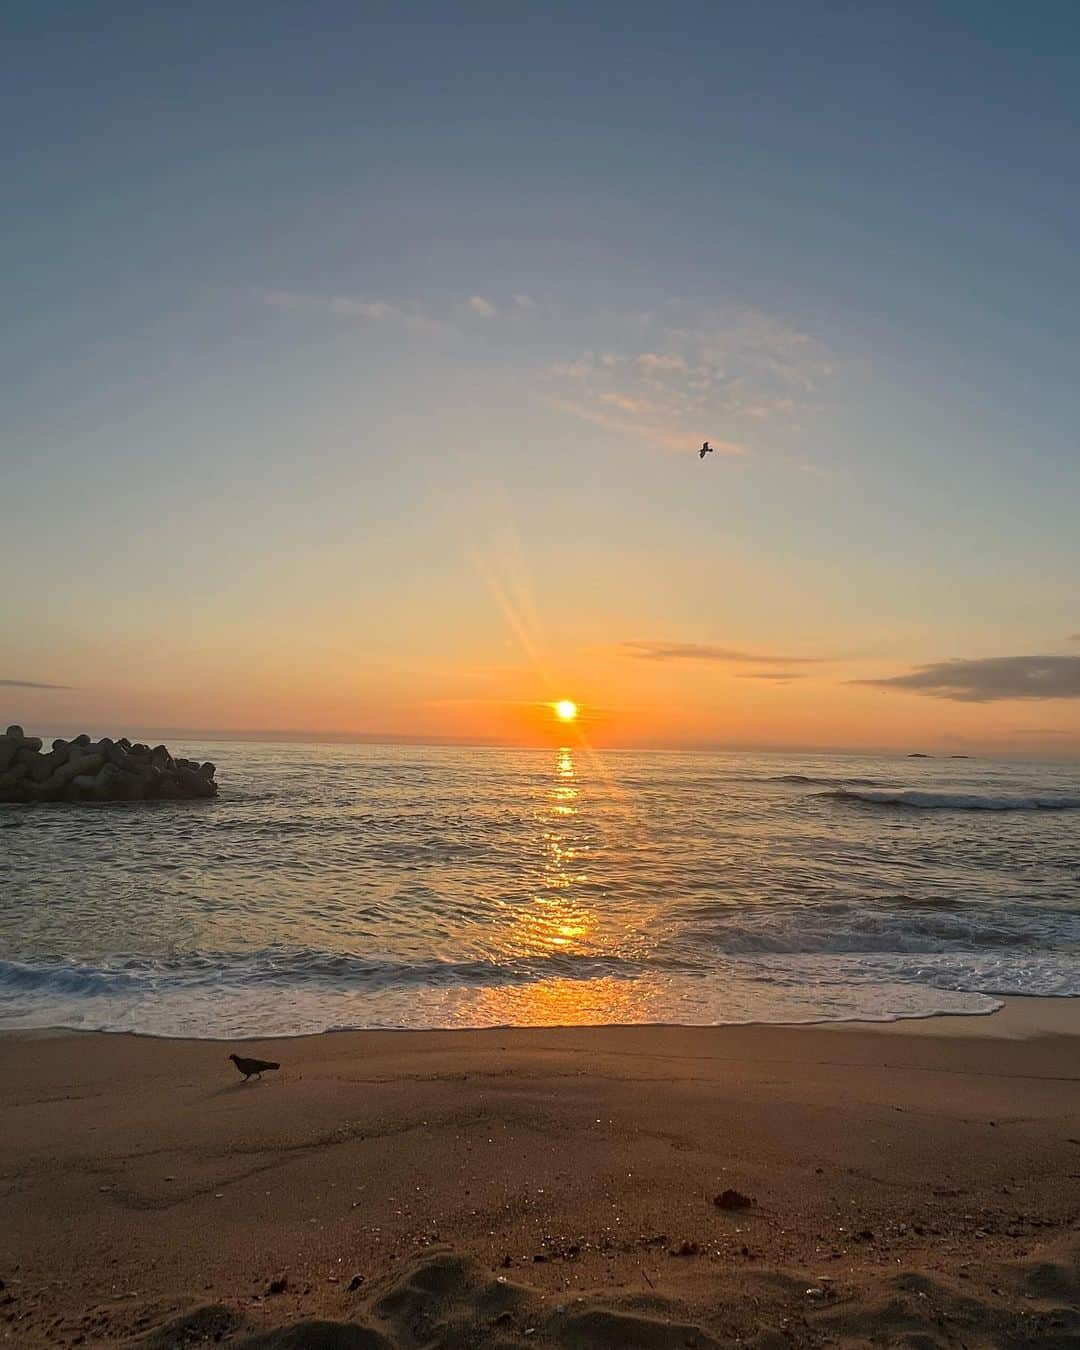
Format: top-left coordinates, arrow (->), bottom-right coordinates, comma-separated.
714,1188 -> 755,1210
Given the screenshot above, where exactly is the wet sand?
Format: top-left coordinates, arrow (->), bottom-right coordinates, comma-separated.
1,1001 -> 1078,1347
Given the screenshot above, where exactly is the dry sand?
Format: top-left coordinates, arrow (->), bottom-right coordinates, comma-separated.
0,1001 -> 1077,1347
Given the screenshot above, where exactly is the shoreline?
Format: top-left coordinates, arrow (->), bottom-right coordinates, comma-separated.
2,1005 -> 1078,1346
3,993 -> 1079,1046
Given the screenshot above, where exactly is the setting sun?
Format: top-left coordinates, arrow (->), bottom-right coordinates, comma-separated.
554,699 -> 578,722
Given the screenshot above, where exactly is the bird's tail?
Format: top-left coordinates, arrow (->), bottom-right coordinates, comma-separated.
267,1061 -> 281,1070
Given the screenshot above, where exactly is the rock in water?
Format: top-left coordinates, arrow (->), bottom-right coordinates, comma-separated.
0,737 -> 18,773
0,730 -> 218,804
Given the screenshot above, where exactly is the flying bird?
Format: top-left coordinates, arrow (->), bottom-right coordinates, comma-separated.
228,1052 -> 280,1081
699,441 -> 714,459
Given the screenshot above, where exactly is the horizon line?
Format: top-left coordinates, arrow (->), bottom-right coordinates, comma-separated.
10,723 -> 1080,761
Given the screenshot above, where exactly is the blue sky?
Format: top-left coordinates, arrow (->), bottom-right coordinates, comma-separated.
4,2 -> 1080,750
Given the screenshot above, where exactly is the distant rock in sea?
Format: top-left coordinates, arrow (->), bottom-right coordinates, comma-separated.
0,726 -> 217,803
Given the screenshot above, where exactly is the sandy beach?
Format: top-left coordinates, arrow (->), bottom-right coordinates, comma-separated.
1,1002 -> 1077,1348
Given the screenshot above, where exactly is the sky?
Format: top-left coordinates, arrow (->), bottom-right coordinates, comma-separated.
4,1 -> 1080,754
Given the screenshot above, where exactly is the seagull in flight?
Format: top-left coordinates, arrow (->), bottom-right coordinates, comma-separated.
699,441 -> 714,459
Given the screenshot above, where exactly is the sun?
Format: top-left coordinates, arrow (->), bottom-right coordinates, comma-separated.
554,699 -> 578,723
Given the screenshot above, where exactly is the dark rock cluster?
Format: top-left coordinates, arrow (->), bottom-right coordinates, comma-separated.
0,726 -> 217,803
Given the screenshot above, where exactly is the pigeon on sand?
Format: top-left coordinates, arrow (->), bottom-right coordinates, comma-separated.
228,1053 -> 280,1081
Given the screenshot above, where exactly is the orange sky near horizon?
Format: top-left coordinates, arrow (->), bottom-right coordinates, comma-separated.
8,629 -> 1080,758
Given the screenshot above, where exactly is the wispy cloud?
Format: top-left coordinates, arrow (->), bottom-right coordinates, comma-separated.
545,302 -> 832,455
0,678 -> 71,690
254,288 -> 447,334
545,398 -> 703,453
256,286 -> 527,334
635,352 -> 687,374
328,297 -> 409,321
253,289 -> 831,458
622,641 -> 820,666
857,655 -> 1080,702
548,358 -> 594,380
737,671 -> 808,681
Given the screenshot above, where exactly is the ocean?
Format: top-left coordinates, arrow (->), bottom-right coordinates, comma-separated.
1,741 -> 1078,1038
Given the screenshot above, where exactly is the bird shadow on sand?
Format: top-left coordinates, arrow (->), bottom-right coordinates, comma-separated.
200,1080 -> 269,1101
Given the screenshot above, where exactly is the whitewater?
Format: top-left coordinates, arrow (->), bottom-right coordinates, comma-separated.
1,742 -> 1078,1037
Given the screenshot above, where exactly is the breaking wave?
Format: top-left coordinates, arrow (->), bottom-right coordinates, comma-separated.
0,948 -> 648,999
825,788 -> 1080,811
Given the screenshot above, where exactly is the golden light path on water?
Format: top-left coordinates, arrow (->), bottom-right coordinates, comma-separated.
448,744 -> 676,1026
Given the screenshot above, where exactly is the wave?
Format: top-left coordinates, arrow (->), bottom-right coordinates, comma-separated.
0,948 -> 652,1002
3,945 -> 1076,1039
7,893 -> 1078,1007
678,899 -> 1080,956
824,788 -> 1080,812
764,773 -> 883,786
723,773 -> 885,787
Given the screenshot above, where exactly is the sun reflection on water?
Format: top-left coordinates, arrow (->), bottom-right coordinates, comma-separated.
504,746 -> 603,960
455,746 -> 662,1024
458,974 -> 672,1028
550,748 -> 577,817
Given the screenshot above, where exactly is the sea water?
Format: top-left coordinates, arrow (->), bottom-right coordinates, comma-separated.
1,742 -> 1078,1037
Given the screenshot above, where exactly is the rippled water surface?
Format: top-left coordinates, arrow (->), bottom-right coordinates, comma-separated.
2,742 -> 1078,1036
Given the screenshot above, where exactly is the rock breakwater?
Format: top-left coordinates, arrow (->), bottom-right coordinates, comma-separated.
0,726 -> 217,803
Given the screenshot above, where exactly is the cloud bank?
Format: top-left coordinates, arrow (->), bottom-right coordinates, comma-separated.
858,655 -> 1080,702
